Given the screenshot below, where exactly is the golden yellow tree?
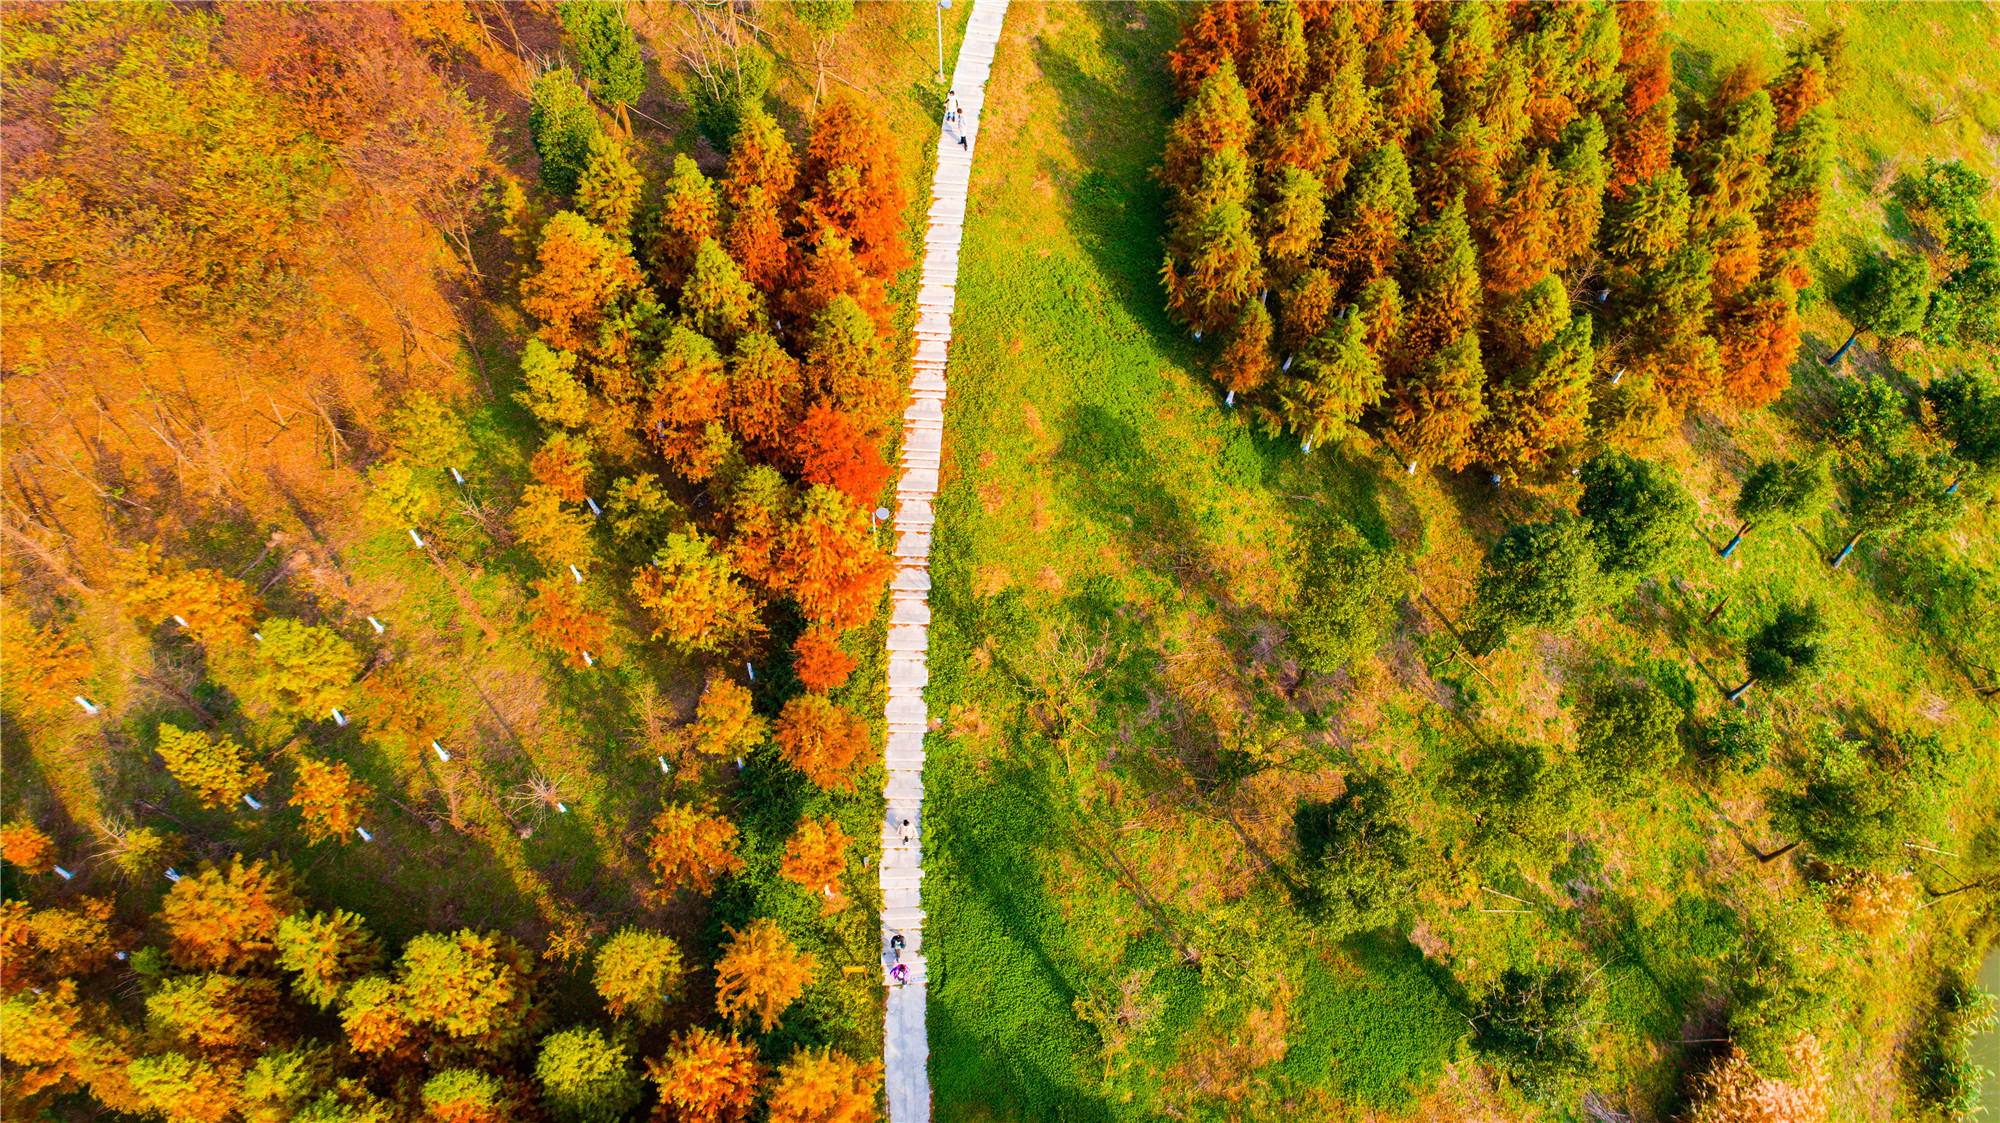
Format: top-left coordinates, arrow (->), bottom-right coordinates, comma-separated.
780,817 -> 851,914
765,1046 -> 883,1123
646,803 -> 745,896
713,919 -> 815,1033
2,623 -> 93,720
1685,1036 -> 1829,1123
689,678 -> 765,758
156,724 -> 269,809
1,897 -> 116,992
290,757 -> 374,845
592,927 -> 682,1024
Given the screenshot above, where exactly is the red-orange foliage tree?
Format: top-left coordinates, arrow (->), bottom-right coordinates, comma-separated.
521,211 -> 644,353
796,97 -> 907,281
780,816 -> 851,913
794,403 -> 889,508
527,579 -> 611,670
791,625 -> 857,693
778,486 -> 891,631
647,1026 -> 764,1123
772,695 -> 871,792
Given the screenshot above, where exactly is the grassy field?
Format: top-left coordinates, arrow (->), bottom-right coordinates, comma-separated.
923,3 -> 2000,1120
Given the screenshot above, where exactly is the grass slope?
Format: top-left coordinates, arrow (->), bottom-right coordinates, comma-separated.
925,3 -> 2000,1121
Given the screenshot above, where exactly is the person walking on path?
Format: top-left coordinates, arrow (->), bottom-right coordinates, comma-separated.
890,933 -> 906,962
890,963 -> 909,986
898,818 -> 916,845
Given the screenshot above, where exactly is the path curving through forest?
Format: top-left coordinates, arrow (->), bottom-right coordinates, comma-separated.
879,2 -> 1007,1119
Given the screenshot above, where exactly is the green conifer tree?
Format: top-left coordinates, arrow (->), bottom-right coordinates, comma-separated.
562,1 -> 645,129
530,67 -> 603,197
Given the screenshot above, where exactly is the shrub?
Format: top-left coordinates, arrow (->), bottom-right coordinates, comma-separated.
1289,531 -> 1404,673
1291,774 -> 1417,936
1577,683 -> 1684,796
1468,966 -> 1599,1099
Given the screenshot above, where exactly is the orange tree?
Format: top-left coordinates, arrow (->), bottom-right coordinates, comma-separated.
290,757 -> 373,844
712,919 -> 815,1033
780,816 -> 851,913
646,1026 -> 763,1123
772,695 -> 871,792
647,802 -> 745,896
765,1047 -> 883,1123
159,857 -> 302,973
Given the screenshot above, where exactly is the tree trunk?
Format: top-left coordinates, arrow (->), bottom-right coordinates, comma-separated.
1757,840 -> 1801,864
1825,327 -> 1861,367
1703,596 -> 1731,626
1725,678 -> 1755,702
1719,523 -> 1749,557
1831,529 -> 1864,568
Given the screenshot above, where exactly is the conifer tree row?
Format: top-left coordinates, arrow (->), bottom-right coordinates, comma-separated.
1160,0 -> 1835,478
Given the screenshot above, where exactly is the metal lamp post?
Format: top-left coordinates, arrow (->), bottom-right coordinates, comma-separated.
936,0 -> 951,83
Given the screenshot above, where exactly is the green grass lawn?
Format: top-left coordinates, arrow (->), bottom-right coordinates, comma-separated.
924,3 -> 2000,1120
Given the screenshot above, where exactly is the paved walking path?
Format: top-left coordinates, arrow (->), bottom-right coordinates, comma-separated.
880,3 -> 1007,1119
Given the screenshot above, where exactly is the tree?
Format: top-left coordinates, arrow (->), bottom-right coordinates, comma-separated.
646,1027 -> 763,1123
765,1047 -> 882,1123
339,976 -> 415,1055
721,101 -> 797,210
593,928 -> 682,1024
1324,144 -> 1416,294
1290,530 -> 1403,672
1827,255 -> 1930,367
780,816 -> 851,913
713,919 -> 815,1033
726,466 -> 792,587
1833,451 -> 1965,568
1723,457 -> 1830,557
680,238 -> 761,343
156,724 -> 269,809
652,154 -> 720,294
645,326 -> 733,481
128,1052 -> 244,1123
797,95 -> 908,280
793,625 -> 858,692
1685,84 -> 1776,236
396,930 -> 537,1046
689,41 -> 773,152
1389,328 -> 1487,471
528,579 -> 611,670
1729,601 -> 1829,701
423,1069 -> 509,1123
647,802 -> 745,896
1166,3 -> 1247,100
561,2 -> 644,129
576,132 -> 643,238
247,618 -> 359,720
97,821 -> 180,882
160,857 -> 302,973
773,694 -> 872,792
1576,451 -> 1696,582
689,678 -> 767,759
1577,683 -> 1684,797
785,227 -> 889,336
522,211 -> 645,353
2,622 -> 93,720
1766,726 -> 1947,871
356,663 -> 444,760
1214,297 -> 1276,397
792,1 -> 856,108
1684,1038 -> 1829,1123
112,546 -> 263,648
1479,311 -> 1594,477
803,295 -> 894,432
1292,773 -> 1416,936
2,897 -> 115,991
795,403 -> 890,507
1,981 -> 145,1113
1161,150 -> 1262,335
632,533 -> 762,655
725,184 -> 793,298
516,339 -> 593,429
276,910 -> 382,1009
1923,366 -> 2000,478
778,485 -> 892,630
536,1028 -> 640,1123
145,974 -> 281,1052
1718,273 -> 1803,408
1469,967 -> 1599,1097
1161,58 -> 1258,197
1823,377 -> 1911,455
1,819 -> 57,874
529,66 -> 602,196
726,333 -> 807,457
290,757 -> 373,845
1607,0 -> 1673,195
1483,152 -> 1559,296
1549,115 -> 1609,270
1466,519 -> 1601,655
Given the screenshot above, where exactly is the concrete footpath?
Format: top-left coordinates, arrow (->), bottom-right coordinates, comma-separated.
879,2 -> 1009,1120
